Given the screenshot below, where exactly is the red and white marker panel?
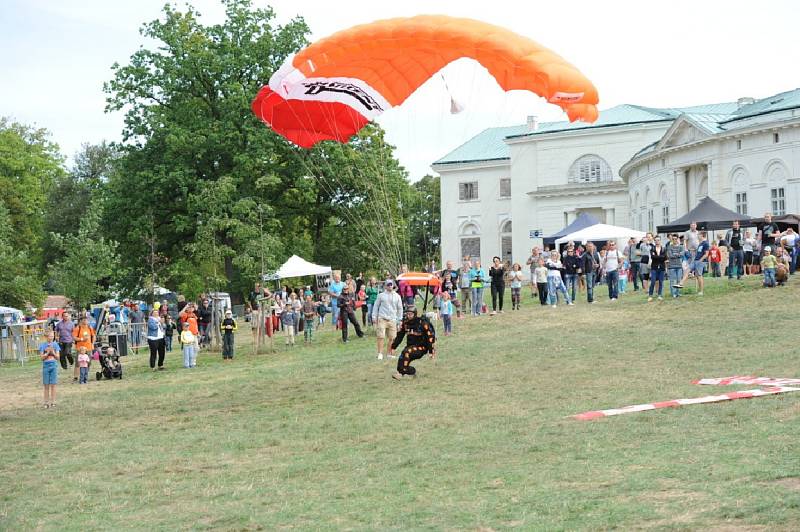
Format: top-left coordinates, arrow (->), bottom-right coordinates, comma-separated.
692,376 -> 800,387
574,386 -> 800,421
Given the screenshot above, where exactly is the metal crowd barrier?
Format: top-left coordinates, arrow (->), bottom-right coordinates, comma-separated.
0,321 -> 149,364
0,321 -> 48,365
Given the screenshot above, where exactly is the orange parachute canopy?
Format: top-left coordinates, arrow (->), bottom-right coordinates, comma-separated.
252,15 -> 599,148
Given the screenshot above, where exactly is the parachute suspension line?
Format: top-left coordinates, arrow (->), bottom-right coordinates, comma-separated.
282,98 -> 404,275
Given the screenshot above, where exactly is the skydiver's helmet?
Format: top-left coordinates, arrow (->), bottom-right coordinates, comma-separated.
403,304 -> 418,320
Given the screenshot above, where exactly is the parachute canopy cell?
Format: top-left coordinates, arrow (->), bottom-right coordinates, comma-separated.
252,15 -> 600,148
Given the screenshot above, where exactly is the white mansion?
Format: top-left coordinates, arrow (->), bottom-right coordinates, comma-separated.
432,88 -> 800,266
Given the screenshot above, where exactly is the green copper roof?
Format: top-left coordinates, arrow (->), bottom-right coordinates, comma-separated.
433,124 -> 527,166
434,89 -> 800,166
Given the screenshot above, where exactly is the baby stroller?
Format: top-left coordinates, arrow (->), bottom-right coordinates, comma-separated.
95,345 -> 123,380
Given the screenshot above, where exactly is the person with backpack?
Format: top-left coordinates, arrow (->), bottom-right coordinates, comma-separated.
389,305 -> 436,380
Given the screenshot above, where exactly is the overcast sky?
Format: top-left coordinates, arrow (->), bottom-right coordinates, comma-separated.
2,0 -> 798,180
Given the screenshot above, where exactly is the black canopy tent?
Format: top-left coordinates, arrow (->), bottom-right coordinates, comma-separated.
544,212 -> 601,247
656,196 -> 753,234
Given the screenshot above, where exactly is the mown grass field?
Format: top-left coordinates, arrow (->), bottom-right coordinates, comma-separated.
1,276 -> 799,530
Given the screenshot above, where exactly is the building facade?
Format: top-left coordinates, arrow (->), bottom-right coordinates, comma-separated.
433,89 -> 800,266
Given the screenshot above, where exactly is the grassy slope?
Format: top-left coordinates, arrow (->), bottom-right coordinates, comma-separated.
1,277 -> 799,530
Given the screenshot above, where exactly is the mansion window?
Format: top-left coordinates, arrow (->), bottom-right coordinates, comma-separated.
460,237 -> 480,260
774,133 -> 780,144
735,192 -> 748,215
499,178 -> 511,198
568,154 -> 613,183
459,181 -> 479,201
647,209 -> 654,233
771,188 -> 785,216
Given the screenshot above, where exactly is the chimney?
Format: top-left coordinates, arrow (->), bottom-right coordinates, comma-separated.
526,115 -> 538,131
737,97 -> 755,109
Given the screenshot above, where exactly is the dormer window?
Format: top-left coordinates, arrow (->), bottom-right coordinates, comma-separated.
568,154 -> 613,183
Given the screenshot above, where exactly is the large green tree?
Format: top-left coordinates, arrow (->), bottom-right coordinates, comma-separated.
103,0 -> 309,297
408,174 -> 441,267
42,141 -> 117,269
0,118 -> 64,269
103,0 -> 418,299
50,200 -> 120,311
0,203 -> 43,310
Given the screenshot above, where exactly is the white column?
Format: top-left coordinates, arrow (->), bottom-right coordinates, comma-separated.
675,168 -> 688,217
603,207 -> 615,226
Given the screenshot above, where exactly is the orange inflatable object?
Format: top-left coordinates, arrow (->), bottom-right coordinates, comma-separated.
252,15 -> 599,148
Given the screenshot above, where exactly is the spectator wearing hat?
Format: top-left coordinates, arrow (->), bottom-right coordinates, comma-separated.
220,310 -> 237,360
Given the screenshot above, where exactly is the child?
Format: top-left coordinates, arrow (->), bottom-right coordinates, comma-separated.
534,258 -> 549,306
432,289 -> 442,320
709,241 -> 722,277
440,291 -> 453,336
39,330 -> 60,408
508,263 -> 525,310
220,310 -> 237,360
546,251 -> 572,307
317,295 -> 329,328
77,346 -> 91,384
302,295 -> 316,343
164,315 -> 175,352
618,260 -> 629,294
281,306 -> 296,346
180,322 -> 197,368
761,246 -> 777,287
775,247 -> 791,286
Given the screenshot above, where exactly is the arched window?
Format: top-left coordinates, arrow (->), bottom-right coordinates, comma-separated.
765,160 -> 788,215
500,220 -> 512,263
460,222 -> 481,261
568,154 -> 613,183
659,186 -> 670,225
730,166 -> 749,215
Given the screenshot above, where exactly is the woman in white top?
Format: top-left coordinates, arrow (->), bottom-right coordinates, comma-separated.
743,230 -> 755,275
508,263 -> 526,310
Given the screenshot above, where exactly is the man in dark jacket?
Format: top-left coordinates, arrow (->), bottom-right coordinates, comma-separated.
337,287 -> 364,342
580,242 -> 600,303
197,299 -> 212,347
390,305 -> 436,380
563,248 -> 581,303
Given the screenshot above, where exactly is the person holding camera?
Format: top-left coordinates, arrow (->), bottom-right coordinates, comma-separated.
469,260 -> 487,316
39,330 -> 61,408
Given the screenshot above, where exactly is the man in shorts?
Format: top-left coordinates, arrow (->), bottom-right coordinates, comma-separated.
371,279 -> 402,360
689,231 -> 710,295
676,221 -> 700,288
526,247 -> 541,298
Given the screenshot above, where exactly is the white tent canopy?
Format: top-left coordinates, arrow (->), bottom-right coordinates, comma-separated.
555,223 -> 646,245
274,255 -> 332,279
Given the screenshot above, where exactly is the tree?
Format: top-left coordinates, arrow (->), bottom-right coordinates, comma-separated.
0,203 -> 43,310
0,118 -> 64,269
408,174 -> 441,267
42,141 -> 117,269
50,201 -> 120,311
103,0 -> 310,298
